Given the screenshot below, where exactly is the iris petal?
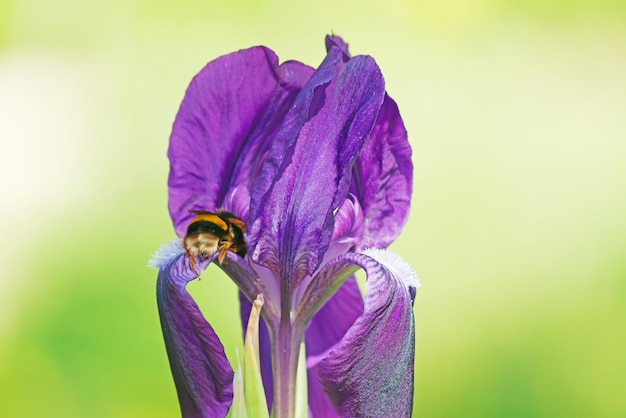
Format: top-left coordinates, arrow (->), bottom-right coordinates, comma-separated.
304,276 -> 363,364
325,34 -> 350,58
220,253 -> 279,321
304,277 -> 363,418
326,35 -> 413,249
168,46 -> 312,236
156,253 -> 234,418
248,47 -> 386,288
317,250 -> 418,417
330,194 -> 364,246
352,95 -> 413,249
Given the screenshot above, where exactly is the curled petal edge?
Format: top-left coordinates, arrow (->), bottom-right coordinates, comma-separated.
316,249 -> 419,417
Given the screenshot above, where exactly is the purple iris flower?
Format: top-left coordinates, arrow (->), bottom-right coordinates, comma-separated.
151,35 -> 418,417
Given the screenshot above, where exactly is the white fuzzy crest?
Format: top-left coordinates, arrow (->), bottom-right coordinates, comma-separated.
362,248 -> 421,289
147,239 -> 184,269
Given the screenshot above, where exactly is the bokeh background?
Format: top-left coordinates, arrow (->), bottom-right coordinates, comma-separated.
1,0 -> 625,416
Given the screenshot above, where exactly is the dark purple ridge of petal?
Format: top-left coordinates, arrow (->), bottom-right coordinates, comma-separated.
351,94 -> 413,249
168,46 -> 312,237
248,47 -> 386,289
326,35 -> 413,249
156,254 -> 233,418
317,252 -> 416,417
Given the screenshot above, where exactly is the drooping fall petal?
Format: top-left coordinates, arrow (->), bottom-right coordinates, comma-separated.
154,244 -> 234,418
317,249 -> 419,417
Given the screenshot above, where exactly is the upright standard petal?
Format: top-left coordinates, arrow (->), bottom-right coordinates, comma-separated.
317,250 -> 419,417
326,34 -> 413,249
352,95 -> 413,249
325,34 -> 350,58
248,47 -> 386,287
156,250 -> 234,418
168,46 -> 312,236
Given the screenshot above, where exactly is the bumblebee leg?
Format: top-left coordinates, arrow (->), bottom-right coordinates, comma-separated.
187,252 -> 200,278
217,244 -> 228,265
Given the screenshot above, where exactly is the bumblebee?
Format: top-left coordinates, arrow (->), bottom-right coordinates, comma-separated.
183,210 -> 247,275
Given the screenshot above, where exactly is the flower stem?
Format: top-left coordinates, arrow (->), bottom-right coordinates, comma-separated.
270,320 -> 303,418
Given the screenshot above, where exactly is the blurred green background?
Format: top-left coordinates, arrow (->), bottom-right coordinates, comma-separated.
1,0 -> 625,417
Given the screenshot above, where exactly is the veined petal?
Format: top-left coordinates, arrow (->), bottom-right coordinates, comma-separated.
352,95 -> 413,249
325,36 -> 413,249
330,194 -> 364,247
248,47 -> 386,288
220,253 -> 279,321
295,257 -> 358,326
304,277 -> 363,418
304,277 -> 363,364
317,250 -> 419,417
168,46 -> 312,236
156,250 -> 233,418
